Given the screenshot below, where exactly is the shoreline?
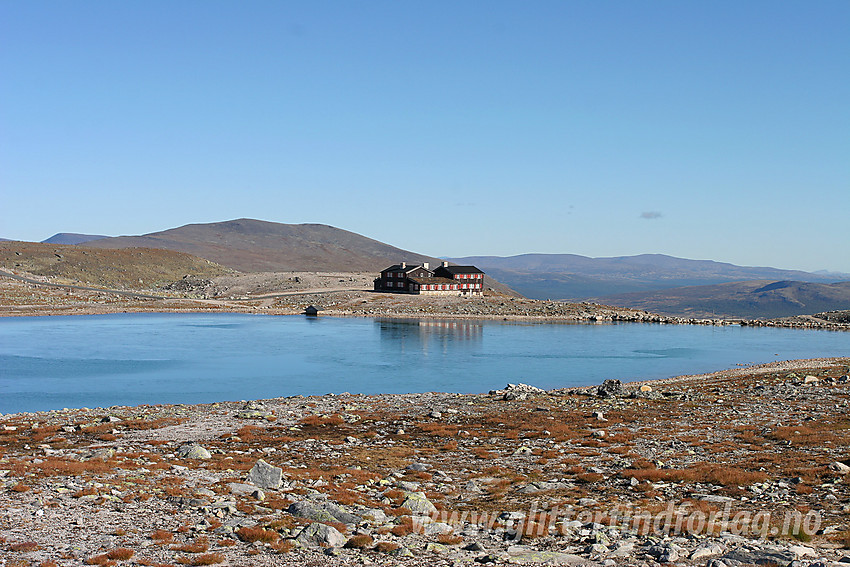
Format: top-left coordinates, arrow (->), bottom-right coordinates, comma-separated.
3,302 -> 850,332
3,272 -> 849,330
1,357 -> 845,419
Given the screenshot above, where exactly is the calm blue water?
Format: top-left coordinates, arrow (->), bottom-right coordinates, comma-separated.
0,313 -> 847,414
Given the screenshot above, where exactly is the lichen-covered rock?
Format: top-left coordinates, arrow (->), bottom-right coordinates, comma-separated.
400,491 -> 437,515
175,443 -> 211,460
295,522 -> 346,548
246,459 -> 283,489
287,500 -> 360,524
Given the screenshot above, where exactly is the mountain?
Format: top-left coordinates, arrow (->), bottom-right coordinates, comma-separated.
42,233 -> 109,245
82,218 -> 517,294
0,241 -> 231,290
85,218 -> 443,273
585,280 -> 850,319
447,253 -> 849,300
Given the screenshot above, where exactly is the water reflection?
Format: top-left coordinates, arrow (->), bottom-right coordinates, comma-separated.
376,318 -> 483,354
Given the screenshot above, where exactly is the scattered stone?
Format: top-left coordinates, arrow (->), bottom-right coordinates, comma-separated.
228,482 -> 264,500
722,549 -> 796,567
507,551 -> 588,565
691,542 -> 725,560
830,461 -> 850,474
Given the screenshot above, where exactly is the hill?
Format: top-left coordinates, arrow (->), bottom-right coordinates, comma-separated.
0,241 -> 232,290
587,280 -> 850,319
42,233 -> 109,245
448,253 -> 848,300
86,218 -> 444,273
82,219 -> 517,295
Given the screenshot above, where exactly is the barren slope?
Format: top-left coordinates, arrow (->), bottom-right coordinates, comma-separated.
0,241 -> 232,290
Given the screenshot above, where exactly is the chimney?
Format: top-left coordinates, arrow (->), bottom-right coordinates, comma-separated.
401,262 -> 406,269
442,261 -> 449,267
423,262 -> 429,270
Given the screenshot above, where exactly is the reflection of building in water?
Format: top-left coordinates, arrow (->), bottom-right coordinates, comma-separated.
377,319 -> 483,354
417,320 -> 483,340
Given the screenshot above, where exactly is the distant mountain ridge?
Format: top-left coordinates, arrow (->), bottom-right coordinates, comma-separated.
86,218 -> 442,273
42,233 -> 109,245
448,253 -> 848,300
587,280 -> 850,319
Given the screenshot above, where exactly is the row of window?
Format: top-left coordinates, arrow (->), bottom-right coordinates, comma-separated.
415,283 -> 481,291
386,272 -> 481,280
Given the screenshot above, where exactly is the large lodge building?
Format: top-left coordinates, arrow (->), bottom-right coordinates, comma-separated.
375,261 -> 485,295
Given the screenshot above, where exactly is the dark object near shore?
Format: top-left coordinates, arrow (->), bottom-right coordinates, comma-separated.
304,305 -> 323,316
597,379 -> 624,397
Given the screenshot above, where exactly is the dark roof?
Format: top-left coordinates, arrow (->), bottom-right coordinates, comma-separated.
381,264 -> 432,274
408,277 -> 458,285
435,265 -> 484,274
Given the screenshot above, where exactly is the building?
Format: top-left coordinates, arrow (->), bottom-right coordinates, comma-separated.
374,261 -> 485,295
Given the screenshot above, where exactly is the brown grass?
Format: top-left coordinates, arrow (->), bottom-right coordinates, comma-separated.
151,529 -> 174,542
374,541 -> 400,553
106,548 -> 135,560
176,553 -> 224,566
235,526 -> 279,544
9,541 -> 39,552
436,533 -> 463,545
171,536 -> 210,553
623,463 -> 768,486
344,534 -> 374,549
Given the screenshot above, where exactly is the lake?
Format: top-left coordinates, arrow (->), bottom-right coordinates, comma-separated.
0,313 -> 847,414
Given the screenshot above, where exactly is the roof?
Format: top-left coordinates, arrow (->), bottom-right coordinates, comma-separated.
435,265 -> 484,275
381,264 -> 432,274
408,277 -> 459,285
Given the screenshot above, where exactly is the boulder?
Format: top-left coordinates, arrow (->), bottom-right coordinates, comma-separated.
287,500 -> 360,524
246,459 -> 283,489
175,443 -> 211,460
295,522 -> 346,548
597,379 -> 623,397
400,491 -> 437,515
722,549 -> 795,567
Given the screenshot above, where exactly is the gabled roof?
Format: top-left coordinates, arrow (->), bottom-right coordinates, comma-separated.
381,264 -> 432,274
434,265 -> 484,275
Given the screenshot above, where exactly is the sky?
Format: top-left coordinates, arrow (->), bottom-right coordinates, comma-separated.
2,1 -> 848,272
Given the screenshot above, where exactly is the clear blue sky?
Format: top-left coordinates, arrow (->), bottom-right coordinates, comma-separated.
2,1 -> 848,272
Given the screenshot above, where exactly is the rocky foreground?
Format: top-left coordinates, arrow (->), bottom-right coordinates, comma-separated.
2,359 -> 849,566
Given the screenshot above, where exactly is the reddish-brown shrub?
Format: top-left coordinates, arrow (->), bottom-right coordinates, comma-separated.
235,526 -> 279,544
106,548 -> 135,560
170,536 -> 210,553
374,541 -> 400,553
151,529 -> 174,542
176,553 -> 224,566
9,541 -> 39,552
344,534 -> 374,548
